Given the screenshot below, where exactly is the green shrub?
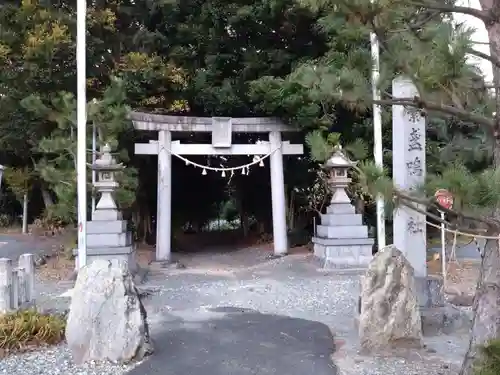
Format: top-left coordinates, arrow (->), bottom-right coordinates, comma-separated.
62,233 -> 77,260
0,214 -> 12,228
475,339 -> 500,375
0,309 -> 66,352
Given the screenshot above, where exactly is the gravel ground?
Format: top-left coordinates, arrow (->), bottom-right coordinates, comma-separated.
0,347 -> 136,375
0,253 -> 470,375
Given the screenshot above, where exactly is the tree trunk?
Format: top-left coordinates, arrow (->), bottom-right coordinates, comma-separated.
235,194 -> 250,237
241,213 -> 250,237
460,238 -> 500,375
460,6 -> 500,373
22,193 -> 28,234
41,187 -> 54,208
286,189 -> 296,232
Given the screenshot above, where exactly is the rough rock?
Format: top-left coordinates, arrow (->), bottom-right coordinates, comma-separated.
359,245 -> 423,352
34,253 -> 48,267
65,259 -> 153,365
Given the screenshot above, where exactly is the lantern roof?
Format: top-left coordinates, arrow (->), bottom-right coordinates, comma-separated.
92,143 -> 124,171
324,146 -> 356,169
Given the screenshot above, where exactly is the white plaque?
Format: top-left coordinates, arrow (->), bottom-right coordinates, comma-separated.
211,117 -> 232,148
392,76 -> 427,278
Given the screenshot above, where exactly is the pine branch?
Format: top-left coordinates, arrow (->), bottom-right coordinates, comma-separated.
399,197 -> 492,235
396,10 -> 441,33
462,81 -> 500,90
354,161 -> 500,231
407,0 -> 493,22
467,48 -> 500,69
396,189 -> 500,230
374,97 -> 494,128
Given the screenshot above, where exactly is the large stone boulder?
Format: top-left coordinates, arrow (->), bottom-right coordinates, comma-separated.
66,259 -> 153,364
359,245 -> 422,352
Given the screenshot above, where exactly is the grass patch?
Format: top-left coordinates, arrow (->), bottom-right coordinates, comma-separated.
475,339 -> 500,375
0,309 -> 66,356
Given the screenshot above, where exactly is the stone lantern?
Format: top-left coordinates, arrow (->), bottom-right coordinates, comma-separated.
324,146 -> 357,206
73,144 -> 137,274
311,145 -> 374,269
92,144 -> 124,220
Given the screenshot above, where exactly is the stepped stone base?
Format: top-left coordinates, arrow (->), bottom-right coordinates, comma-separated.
87,232 -> 132,248
313,237 -> 374,269
87,220 -> 127,234
73,246 -> 138,274
73,213 -> 139,276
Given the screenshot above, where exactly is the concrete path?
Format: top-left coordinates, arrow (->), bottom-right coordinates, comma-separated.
129,307 -> 337,375
0,234 -> 61,265
125,259 -> 343,375
0,235 -> 43,260
120,255 -> 467,375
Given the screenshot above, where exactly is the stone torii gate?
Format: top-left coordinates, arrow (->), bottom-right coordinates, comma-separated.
130,112 -> 304,262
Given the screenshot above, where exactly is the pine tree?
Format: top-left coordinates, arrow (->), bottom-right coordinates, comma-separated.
0,0 -> 186,228
20,77 -> 138,224
280,0 -> 500,373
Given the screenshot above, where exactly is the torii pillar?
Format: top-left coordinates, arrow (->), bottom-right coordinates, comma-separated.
130,113 -> 303,262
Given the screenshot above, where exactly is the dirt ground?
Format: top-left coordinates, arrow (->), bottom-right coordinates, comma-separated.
428,258 -> 479,296
35,229 -> 479,298
37,244 -> 158,281
36,232 -> 312,281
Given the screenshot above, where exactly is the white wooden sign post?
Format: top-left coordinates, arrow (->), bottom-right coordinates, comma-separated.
434,189 -> 454,286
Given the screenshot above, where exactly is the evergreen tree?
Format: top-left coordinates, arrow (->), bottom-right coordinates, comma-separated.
0,0 -> 335,239
0,0 -> 185,227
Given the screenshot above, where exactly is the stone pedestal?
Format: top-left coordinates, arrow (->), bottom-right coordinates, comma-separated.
313,203 -> 374,268
75,221 -> 137,273
74,144 -> 137,274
